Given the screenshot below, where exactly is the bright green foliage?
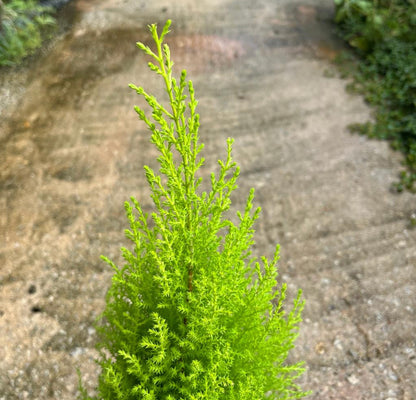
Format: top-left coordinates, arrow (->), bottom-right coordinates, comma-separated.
81,20 -> 308,400
0,0 -> 56,66
334,0 -> 416,191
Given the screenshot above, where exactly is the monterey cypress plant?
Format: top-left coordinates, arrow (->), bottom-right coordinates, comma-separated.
81,20 -> 308,400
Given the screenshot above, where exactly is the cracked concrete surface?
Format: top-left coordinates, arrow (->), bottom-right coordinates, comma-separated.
0,0 -> 415,398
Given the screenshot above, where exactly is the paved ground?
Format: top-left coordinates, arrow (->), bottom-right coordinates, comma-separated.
0,0 -> 415,399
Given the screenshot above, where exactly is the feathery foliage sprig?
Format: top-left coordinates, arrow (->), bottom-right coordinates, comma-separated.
81,20 -> 308,400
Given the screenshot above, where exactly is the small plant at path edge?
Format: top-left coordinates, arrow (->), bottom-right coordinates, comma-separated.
0,0 -> 56,66
80,20 -> 308,400
333,0 -> 416,192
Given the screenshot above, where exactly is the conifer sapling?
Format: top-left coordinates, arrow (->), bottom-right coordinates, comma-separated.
81,20 -> 308,400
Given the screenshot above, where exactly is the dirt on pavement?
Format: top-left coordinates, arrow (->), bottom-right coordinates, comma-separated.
0,0 -> 415,399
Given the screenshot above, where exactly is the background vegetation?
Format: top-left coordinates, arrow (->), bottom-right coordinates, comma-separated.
0,0 -> 56,66
334,0 -> 416,192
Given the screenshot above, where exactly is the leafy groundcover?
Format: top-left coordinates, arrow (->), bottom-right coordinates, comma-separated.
334,0 -> 416,192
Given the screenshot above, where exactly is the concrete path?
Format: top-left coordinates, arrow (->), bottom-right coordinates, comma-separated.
1,0 -> 415,398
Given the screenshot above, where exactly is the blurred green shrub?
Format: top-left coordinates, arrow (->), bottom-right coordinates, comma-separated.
334,0 -> 416,191
0,0 -> 56,66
